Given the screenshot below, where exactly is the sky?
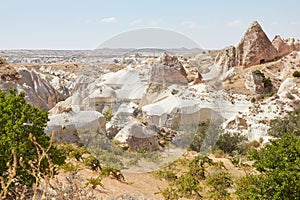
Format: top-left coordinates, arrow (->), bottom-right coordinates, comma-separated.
1,0 -> 300,50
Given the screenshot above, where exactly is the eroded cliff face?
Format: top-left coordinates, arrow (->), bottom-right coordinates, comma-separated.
0,57 -> 64,110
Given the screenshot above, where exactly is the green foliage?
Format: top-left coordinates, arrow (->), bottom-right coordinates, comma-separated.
215,133 -> 247,156
59,162 -> 80,172
268,107 -> 300,138
0,89 -> 65,187
263,77 -> 272,88
159,156 -> 213,199
156,169 -> 177,181
207,170 -> 233,199
83,155 -> 101,171
236,134 -> 300,199
85,175 -> 104,189
103,106 -> 113,121
171,89 -> 179,95
293,70 -> 300,77
57,144 -> 89,161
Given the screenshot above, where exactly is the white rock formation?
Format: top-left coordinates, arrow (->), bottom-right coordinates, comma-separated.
45,111 -> 106,143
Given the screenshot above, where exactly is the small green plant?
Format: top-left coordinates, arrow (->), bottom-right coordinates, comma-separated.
103,106 -> 113,121
85,175 -> 104,189
171,89 -> 179,95
257,92 -> 274,100
60,162 -> 80,172
293,70 -> 300,77
156,169 -> 177,181
58,144 -> 89,161
83,155 -> 101,171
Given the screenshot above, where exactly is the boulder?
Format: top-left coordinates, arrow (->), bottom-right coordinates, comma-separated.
244,70 -> 265,93
237,21 -> 278,68
0,57 -> 20,81
277,78 -> 295,97
45,111 -> 106,144
114,121 -> 159,152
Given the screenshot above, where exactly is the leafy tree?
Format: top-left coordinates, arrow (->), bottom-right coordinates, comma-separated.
236,134 -> 300,199
0,89 -> 65,188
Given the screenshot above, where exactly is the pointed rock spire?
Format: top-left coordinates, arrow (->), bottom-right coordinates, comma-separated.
237,21 -> 277,68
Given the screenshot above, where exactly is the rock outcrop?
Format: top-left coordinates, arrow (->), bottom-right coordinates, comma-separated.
114,121 -> 159,152
272,35 -> 300,58
45,111 -> 106,144
0,57 -> 20,81
214,46 -> 237,80
0,58 -> 63,110
139,54 -> 188,106
277,78 -> 295,98
244,70 -> 265,93
237,21 -> 278,68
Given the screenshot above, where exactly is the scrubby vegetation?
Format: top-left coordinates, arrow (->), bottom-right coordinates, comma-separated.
268,107 -> 300,138
157,155 -> 233,199
1,88 -> 299,199
292,70 -> 300,77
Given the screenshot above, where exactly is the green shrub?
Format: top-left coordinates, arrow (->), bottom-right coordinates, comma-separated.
159,156 -> 213,199
156,169 -> 177,181
215,133 -> 247,156
207,170 -> 233,199
83,155 -> 101,171
236,134 -> 300,199
171,89 -> 179,95
293,70 -> 300,77
0,89 -> 65,188
103,106 -> 113,121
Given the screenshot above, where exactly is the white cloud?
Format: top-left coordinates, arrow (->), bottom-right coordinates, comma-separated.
149,20 -> 161,26
182,21 -> 207,30
129,19 -> 142,26
228,20 -> 243,27
101,17 -> 117,23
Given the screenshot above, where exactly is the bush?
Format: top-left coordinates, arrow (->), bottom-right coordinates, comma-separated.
293,70 -> 300,77
215,133 -> 247,155
207,171 -> 233,199
0,89 -> 65,188
103,106 -> 113,121
159,156 -> 213,199
268,107 -> 300,138
236,134 -> 300,199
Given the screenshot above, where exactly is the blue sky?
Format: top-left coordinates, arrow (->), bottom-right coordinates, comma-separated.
1,0 -> 300,49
